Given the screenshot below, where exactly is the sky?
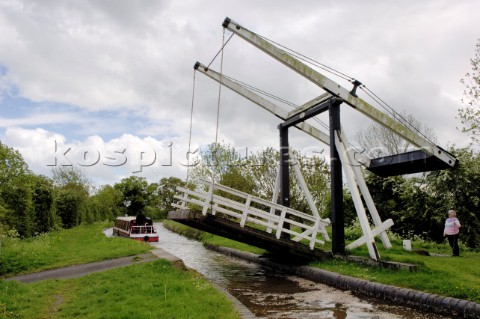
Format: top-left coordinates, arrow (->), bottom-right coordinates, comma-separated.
0,0 -> 478,187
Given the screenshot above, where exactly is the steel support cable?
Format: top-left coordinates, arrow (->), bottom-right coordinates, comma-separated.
227,22 -> 354,82
207,32 -> 234,69
206,26 -> 227,206
223,73 -> 331,133
214,28 -> 226,147
273,40 -> 433,144
223,73 -> 331,132
186,69 -> 197,182
359,85 -> 435,144
360,85 -> 408,125
251,28 -> 435,145
188,29 -> 233,186
256,33 -> 355,83
233,30 -> 363,134
232,23 -> 427,141
201,28 -> 230,212
312,117 -> 330,131
224,74 -> 298,108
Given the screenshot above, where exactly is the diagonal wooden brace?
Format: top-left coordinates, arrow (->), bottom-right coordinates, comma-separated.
346,219 -> 394,250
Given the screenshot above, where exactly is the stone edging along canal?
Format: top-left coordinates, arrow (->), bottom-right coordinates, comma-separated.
204,244 -> 480,319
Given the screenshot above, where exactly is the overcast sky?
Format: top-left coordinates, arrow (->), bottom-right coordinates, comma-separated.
0,0 -> 478,187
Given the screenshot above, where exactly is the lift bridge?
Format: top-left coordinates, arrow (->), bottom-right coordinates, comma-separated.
168,17 -> 458,261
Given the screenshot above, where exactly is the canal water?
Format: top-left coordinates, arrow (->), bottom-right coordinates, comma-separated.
108,224 -> 448,318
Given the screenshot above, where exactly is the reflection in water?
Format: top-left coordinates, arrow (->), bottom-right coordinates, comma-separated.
107,224 -> 447,318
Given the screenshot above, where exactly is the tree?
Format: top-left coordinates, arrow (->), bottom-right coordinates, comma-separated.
363,147 -> 480,248
0,143 -> 35,237
244,147 -> 277,199
56,189 -> 83,228
31,175 -> 58,233
114,176 -> 150,216
1,177 -> 35,237
364,172 -> 409,233
289,151 -> 330,218
355,113 -> 437,158
90,185 -> 123,221
189,142 -> 244,183
459,39 -> 480,146
52,166 -> 92,193
423,148 -> 480,248
156,177 -> 185,213
0,142 -> 31,185
52,166 -> 90,227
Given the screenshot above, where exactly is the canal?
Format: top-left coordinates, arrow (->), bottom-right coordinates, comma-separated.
146,223 -> 448,319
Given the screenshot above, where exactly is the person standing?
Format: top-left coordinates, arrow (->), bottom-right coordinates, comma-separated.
443,210 -> 461,256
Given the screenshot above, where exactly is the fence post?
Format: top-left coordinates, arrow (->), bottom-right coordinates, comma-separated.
276,209 -> 287,239
310,218 -> 320,250
202,181 -> 214,215
240,195 -> 252,228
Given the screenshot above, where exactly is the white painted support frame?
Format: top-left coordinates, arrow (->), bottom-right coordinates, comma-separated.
289,150 -> 331,242
336,129 -> 393,250
334,129 -> 394,260
334,130 -> 379,260
267,164 -> 281,234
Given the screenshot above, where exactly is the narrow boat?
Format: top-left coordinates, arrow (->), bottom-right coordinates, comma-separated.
113,215 -> 159,242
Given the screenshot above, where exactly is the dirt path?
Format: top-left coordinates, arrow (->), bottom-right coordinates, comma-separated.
5,248 -> 182,283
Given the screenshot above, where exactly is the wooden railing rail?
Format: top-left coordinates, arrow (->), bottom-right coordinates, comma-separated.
172,179 -> 330,250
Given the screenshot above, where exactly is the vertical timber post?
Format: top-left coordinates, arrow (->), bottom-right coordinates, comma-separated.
329,98 -> 344,254
279,125 -> 290,239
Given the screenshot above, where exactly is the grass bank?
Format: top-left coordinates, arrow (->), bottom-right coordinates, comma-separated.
0,221 -> 151,276
0,259 -> 240,319
163,220 -> 480,303
0,222 -> 241,319
313,247 -> 480,302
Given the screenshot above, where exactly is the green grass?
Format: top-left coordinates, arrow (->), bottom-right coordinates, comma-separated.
0,222 -> 151,276
0,259 -> 240,319
312,252 -> 480,302
0,222 -> 241,318
162,220 -> 267,255
313,235 -> 480,302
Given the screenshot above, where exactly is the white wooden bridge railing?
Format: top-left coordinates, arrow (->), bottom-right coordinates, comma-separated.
172,179 -> 331,250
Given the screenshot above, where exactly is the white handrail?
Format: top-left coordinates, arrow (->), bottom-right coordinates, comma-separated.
173,179 -> 330,250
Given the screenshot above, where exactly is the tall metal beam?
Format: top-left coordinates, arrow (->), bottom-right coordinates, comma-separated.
329,100 -> 345,254
279,126 -> 290,208
279,126 -> 290,239
222,17 -> 457,168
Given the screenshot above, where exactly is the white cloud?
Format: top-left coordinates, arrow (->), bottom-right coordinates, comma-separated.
1,127 -> 191,185
0,0 -> 478,185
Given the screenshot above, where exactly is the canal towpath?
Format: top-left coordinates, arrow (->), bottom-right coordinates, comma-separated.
5,248 -> 181,284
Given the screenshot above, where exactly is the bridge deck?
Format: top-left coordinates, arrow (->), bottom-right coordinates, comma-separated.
367,149 -> 456,177
168,209 -> 332,261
